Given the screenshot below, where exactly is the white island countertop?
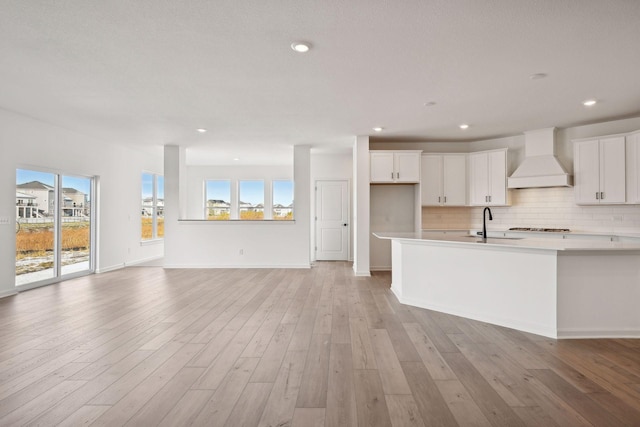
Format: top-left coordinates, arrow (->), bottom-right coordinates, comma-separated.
373,230 -> 640,252
376,229 -> 640,338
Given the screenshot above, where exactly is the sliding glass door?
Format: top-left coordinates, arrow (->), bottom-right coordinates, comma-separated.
16,169 -> 95,288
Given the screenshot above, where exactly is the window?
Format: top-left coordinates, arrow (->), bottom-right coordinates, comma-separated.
205,180 -> 231,220
142,173 -> 164,240
272,180 -> 294,220
239,180 -> 264,220
16,168 -> 95,287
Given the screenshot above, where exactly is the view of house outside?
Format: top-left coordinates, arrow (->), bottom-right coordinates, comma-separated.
15,169 -> 92,284
273,180 -> 294,220
239,180 -> 264,220
141,173 -> 164,240
206,180 -> 231,220
206,179 -> 293,220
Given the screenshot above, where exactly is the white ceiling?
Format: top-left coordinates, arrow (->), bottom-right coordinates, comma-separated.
2,0 -> 640,164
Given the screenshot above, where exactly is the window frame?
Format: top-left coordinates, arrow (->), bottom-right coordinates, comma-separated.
204,179 -> 232,220
141,172 -> 164,241
272,179 -> 294,221
238,179 -> 265,220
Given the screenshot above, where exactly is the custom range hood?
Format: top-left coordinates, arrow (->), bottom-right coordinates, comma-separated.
508,127 -> 573,188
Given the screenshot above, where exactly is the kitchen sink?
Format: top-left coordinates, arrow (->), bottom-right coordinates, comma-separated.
465,234 -> 524,240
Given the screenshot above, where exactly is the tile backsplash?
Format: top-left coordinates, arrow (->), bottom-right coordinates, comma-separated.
422,187 -> 640,233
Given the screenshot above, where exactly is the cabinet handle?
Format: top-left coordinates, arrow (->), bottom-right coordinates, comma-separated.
444,196 -> 447,203
391,172 -> 394,180
600,192 -> 604,200
438,196 -> 441,203
596,192 -> 599,200
397,172 -> 400,179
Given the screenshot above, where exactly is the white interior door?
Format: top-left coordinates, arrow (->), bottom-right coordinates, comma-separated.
315,180 -> 349,260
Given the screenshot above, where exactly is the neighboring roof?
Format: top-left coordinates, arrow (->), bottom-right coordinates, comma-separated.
62,187 -> 84,194
16,191 -> 36,199
16,181 -> 54,190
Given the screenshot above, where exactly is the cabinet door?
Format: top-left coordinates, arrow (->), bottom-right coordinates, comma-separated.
627,133 -> 640,203
487,150 -> 506,205
469,152 -> 489,205
395,152 -> 421,182
599,137 -> 626,204
443,155 -> 467,205
574,140 -> 601,204
370,152 -> 395,182
421,155 -> 443,205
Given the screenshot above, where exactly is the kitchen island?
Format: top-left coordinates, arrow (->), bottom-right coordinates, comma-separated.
375,231 -> 640,339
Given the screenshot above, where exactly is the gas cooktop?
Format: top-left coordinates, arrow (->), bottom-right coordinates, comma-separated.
508,227 -> 570,232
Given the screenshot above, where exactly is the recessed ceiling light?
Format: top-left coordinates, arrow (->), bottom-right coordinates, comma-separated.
197,128 -> 207,133
459,124 -> 469,130
373,127 -> 384,132
291,42 -> 311,53
233,158 -> 240,161
530,73 -> 547,80
583,99 -> 597,106
423,101 -> 436,107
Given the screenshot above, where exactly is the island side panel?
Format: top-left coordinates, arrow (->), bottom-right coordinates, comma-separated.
557,251 -> 640,338
393,240 -> 559,338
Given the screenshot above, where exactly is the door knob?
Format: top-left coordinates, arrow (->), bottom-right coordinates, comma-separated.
343,223 -> 348,226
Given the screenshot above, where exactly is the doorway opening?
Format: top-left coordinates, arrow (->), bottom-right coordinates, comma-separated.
16,168 -> 96,288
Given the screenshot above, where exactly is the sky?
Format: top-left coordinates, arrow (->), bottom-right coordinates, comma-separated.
206,180 -> 293,205
17,169 -> 92,199
141,173 -> 164,200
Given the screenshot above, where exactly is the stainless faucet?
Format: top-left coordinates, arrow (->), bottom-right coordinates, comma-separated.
482,207 -> 493,242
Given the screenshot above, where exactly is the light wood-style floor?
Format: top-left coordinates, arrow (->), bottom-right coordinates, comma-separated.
1,262 -> 639,426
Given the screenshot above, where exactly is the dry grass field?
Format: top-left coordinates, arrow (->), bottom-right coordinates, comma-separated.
207,212 -> 293,220
16,222 -> 90,259
141,217 -> 165,239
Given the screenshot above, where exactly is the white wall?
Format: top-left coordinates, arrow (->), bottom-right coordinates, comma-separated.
310,151 -> 353,262
353,136 -> 371,276
163,145 -> 310,268
0,108 -> 164,297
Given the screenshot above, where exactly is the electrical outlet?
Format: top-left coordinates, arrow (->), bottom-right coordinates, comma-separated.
0,217 -> 10,225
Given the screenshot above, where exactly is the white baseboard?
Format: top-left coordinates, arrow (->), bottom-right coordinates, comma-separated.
0,289 -> 18,299
125,256 -> 163,267
96,263 -> 125,274
557,329 -> 640,339
369,266 -> 391,271
353,270 -> 371,277
162,264 -> 311,269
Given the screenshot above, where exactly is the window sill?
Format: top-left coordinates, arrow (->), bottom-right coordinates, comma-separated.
178,219 -> 296,225
140,238 -> 164,246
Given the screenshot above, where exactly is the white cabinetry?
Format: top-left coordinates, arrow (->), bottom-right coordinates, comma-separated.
370,151 -> 421,183
626,131 -> 640,204
574,136 -> 626,204
469,149 -> 507,206
421,154 -> 467,206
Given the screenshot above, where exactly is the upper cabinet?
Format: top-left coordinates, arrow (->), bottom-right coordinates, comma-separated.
469,149 -> 508,206
574,136 -> 626,204
627,132 -> 640,204
421,154 -> 467,206
370,151 -> 421,183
